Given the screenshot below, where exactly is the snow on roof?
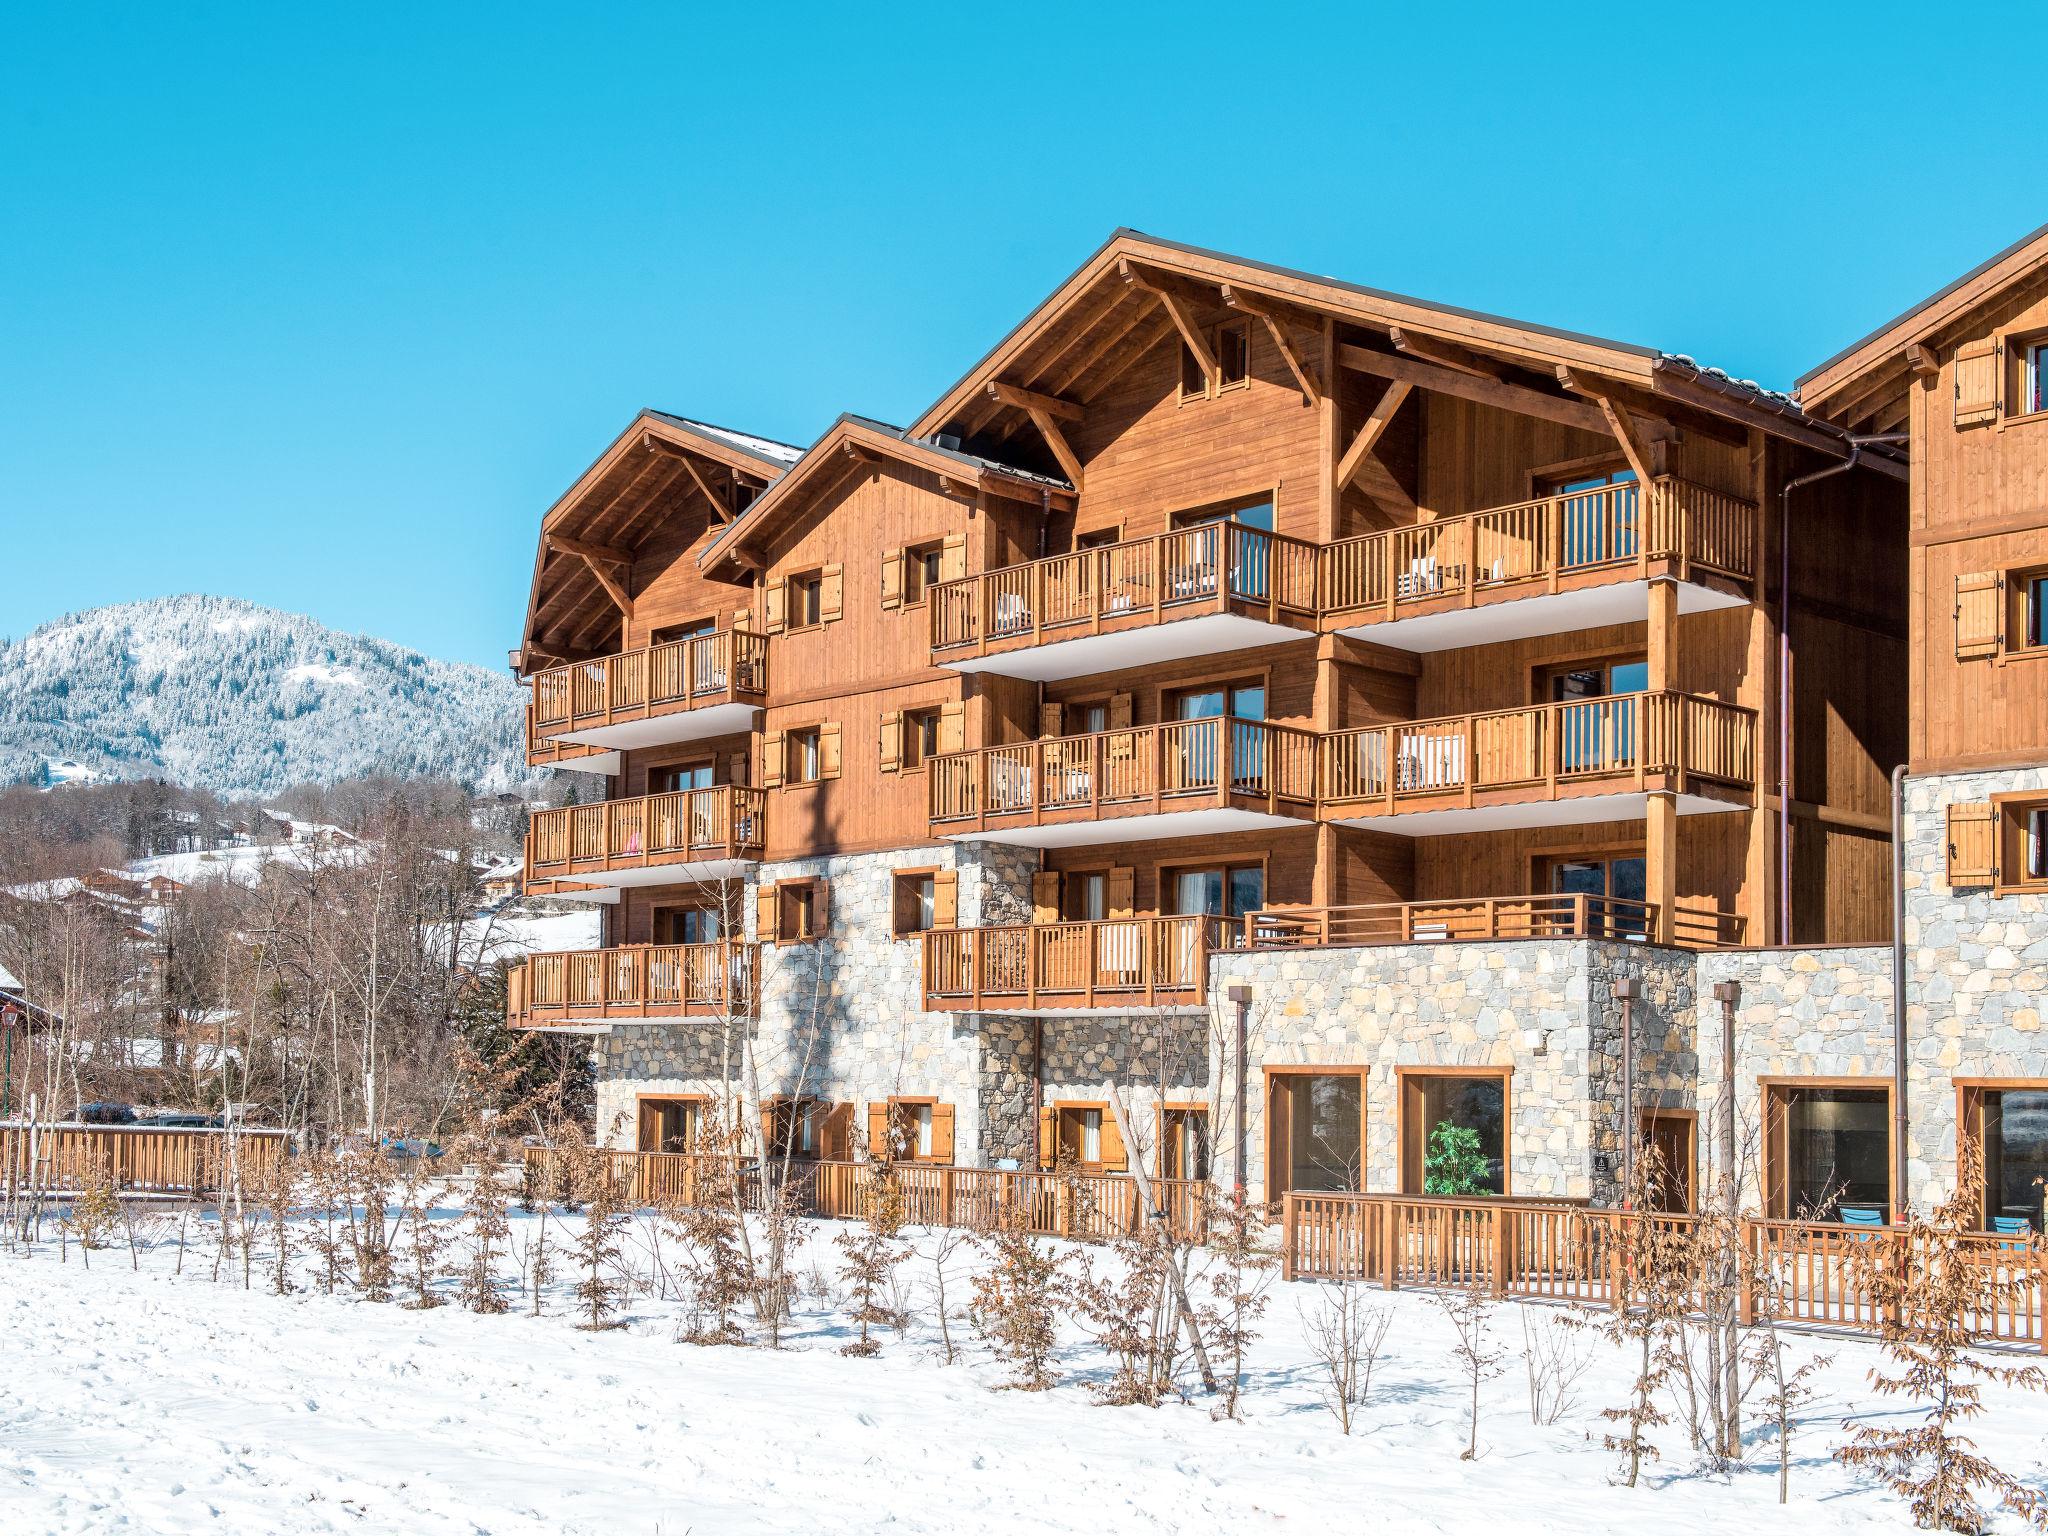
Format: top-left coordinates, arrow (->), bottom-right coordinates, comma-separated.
0,960 -> 20,992
645,412 -> 805,467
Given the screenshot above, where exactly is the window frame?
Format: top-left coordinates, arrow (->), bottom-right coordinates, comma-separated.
1396,1066 -> 1512,1198
885,1095 -> 948,1165
775,879 -> 823,945
1956,1079 -> 2048,1232
891,867 -> 941,938
786,570 -> 825,630
1263,1065 -> 1369,1204
2011,565 -> 2048,657
1993,792 -> 2048,893
763,1095 -> 823,1162
1158,1102 -> 1211,1183
784,725 -> 823,786
1178,318 -> 1253,402
2004,329 -> 2048,425
902,540 -> 945,608
901,705 -> 942,773
1760,1077 -> 1893,1222
1052,1101 -> 1114,1173
635,1092 -> 708,1154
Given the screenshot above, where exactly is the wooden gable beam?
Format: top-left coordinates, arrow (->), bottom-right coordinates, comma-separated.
1049,294 -> 1164,399
1339,342 -> 1609,435
1119,257 -> 1218,391
1390,326 -> 1507,381
663,444 -> 735,523
543,532 -> 634,567
1336,381 -> 1413,491
575,552 -> 633,619
1221,284 -> 1320,403
1593,396 -> 1657,485
986,380 -> 1082,422
1903,342 -> 1941,380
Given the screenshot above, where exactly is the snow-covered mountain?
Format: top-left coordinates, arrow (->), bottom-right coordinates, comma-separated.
0,596 -> 536,797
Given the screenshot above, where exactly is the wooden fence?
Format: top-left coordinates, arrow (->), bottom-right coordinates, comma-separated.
1,1123 -> 290,1198
1283,1192 -> 2048,1350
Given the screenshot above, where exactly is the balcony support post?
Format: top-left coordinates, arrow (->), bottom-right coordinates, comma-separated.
1647,790 -> 1678,947
1647,576 -> 1679,694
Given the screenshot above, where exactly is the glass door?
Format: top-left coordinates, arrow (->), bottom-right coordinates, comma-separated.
1544,657 -> 1647,775
1167,681 -> 1266,791
1171,499 -> 1273,600
1548,466 -> 1638,568
1543,853 -> 1648,938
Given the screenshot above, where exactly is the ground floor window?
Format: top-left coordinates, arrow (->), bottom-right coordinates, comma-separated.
1641,1109 -> 1696,1212
1961,1084 -> 2048,1233
763,1097 -> 823,1161
636,1095 -> 704,1154
1159,1104 -> 1210,1182
1266,1069 -> 1365,1200
1765,1083 -> 1890,1221
1042,1101 -> 1127,1172
1400,1070 -> 1508,1196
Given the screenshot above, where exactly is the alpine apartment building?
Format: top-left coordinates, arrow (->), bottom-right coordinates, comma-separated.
504,226 -> 2048,1229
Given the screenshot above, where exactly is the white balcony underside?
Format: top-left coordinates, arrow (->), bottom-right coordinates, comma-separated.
552,703 -> 760,752
939,612 -> 1308,682
942,807 -> 1306,849
530,859 -> 755,898
549,750 -> 621,776
1334,578 -> 1746,653
1328,789 -> 1745,836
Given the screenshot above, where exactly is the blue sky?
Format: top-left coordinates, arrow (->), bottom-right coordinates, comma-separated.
2,3 -> 2041,671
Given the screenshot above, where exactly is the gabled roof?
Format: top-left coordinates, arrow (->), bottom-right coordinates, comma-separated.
698,414 -> 1072,580
1797,220 -> 2048,421
516,411 -> 801,672
909,228 -> 1898,475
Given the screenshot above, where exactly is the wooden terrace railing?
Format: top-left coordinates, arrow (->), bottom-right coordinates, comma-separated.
929,520 -> 1319,660
528,630 -> 768,748
1318,476 -> 1757,623
1319,691 -> 1756,814
2,1123 -> 289,1198
523,704 -> 614,769
1242,893 -> 1745,951
928,718 -> 1320,832
507,943 -> 759,1029
1283,1193 -> 2048,1350
920,915 -> 1232,1011
526,786 -> 766,881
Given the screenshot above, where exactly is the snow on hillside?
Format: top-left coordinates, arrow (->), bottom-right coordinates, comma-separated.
0,595 -> 538,797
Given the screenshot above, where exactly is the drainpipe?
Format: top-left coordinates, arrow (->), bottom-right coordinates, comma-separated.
1775,433 -> 1905,944
1891,763 -> 1910,1220
1612,976 -> 1639,1205
1226,984 -> 1252,1199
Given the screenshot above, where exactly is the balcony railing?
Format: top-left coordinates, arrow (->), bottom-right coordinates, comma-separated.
1242,894 -> 1745,951
929,718 -> 1321,832
1319,692 -> 1756,815
930,521 -> 1319,660
921,915 -> 1232,1010
1318,477 -> 1757,624
507,943 -> 757,1028
527,786 -> 765,882
524,704 -> 616,769
527,630 -> 767,749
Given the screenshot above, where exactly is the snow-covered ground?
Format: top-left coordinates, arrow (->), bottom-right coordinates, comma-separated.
3,1203 -> 2044,1534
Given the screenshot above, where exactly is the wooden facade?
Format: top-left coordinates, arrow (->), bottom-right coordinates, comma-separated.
515,231 -> 1913,1024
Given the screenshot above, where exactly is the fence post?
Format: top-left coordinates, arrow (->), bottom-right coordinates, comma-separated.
1281,1192 -> 1298,1282
1382,1200 -> 1399,1291
939,1166 -> 955,1229
1738,1219 -> 1757,1327
1491,1204 -> 1507,1298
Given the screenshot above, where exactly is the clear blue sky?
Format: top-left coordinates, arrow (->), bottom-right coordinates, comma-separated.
3,4 -> 2041,671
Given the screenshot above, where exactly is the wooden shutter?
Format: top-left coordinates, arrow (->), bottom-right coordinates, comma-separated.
1038,1105 -> 1056,1170
866,1103 -> 890,1160
819,721 -> 843,779
930,1104 -> 955,1164
1099,1112 -> 1127,1172
812,878 -> 832,935
755,882 -> 781,942
819,1102 -> 853,1162
726,749 -> 749,787
878,710 -> 903,772
937,700 -> 965,754
932,869 -> 959,927
1040,701 -> 1063,738
763,578 -> 787,634
1948,802 -> 1997,887
1109,692 -> 1133,729
940,533 -> 967,582
880,549 -> 904,610
733,606 -> 751,628
760,729 -> 784,788
636,1099 -> 660,1154
821,562 -> 844,622
1955,571 -> 2003,659
1107,865 -> 1135,918
759,1101 -> 779,1159
1032,870 -> 1061,922
1954,338 -> 2001,426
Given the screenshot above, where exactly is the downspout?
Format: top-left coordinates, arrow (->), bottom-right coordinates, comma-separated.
1891,762 -> 1910,1219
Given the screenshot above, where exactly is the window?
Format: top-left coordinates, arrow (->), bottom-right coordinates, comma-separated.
765,1097 -> 820,1161
1994,794 -> 2048,892
1179,319 -> 1252,400
1267,1071 -> 1365,1198
1538,463 -> 1639,567
652,905 -> 721,945
1540,851 -> 1649,938
649,761 -> 714,795
904,541 -> 945,606
1066,700 -> 1109,737
1160,1106 -> 1210,1182
1047,1102 -> 1124,1172
1764,1083 -> 1890,1221
1166,863 -> 1265,920
779,880 -> 821,942
875,1098 -> 953,1164
788,572 -> 824,628
636,1095 -> 703,1154
893,871 -> 937,936
2020,569 -> 2048,652
2023,338 -> 2048,417
1962,1086 -> 2048,1232
787,727 -> 822,784
648,617 -> 717,647
1400,1071 -> 1508,1196
1062,870 -> 1107,922
902,707 -> 942,771
1165,679 -> 1267,789
733,482 -> 762,514
1075,526 -> 1122,552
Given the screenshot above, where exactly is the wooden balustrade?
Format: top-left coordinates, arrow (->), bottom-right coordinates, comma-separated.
1,1123 -> 289,1197
1318,476 -> 1757,622
928,718 -> 1320,832
527,786 -> 765,879
507,942 -> 759,1028
1242,892 -> 1743,951
921,915 -> 1229,1010
1319,691 -> 1755,814
930,520 -> 1319,659
528,630 -> 767,747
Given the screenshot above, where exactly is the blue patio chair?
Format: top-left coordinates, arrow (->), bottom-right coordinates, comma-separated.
1993,1215 -> 2031,1237
1838,1204 -> 1886,1232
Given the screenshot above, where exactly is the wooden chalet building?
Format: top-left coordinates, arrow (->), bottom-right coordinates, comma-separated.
502,229 -> 1994,1213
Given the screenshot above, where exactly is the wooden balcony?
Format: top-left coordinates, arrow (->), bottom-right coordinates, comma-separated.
1243,893 -> 1745,952
928,718 -> 1321,846
1318,477 -> 1756,651
526,630 -> 767,762
929,521 -> 1320,680
1319,691 -> 1756,834
920,915 -> 1231,1013
525,785 -> 765,896
506,943 -> 757,1031
524,704 -> 619,774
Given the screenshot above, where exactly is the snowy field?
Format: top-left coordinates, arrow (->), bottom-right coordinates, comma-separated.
4,1203 -> 2046,1534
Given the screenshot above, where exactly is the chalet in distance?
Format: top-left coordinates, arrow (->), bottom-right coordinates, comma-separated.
503,226 -> 2048,1231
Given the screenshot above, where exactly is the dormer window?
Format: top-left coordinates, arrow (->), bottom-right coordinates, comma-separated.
1179,319 -> 1252,402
